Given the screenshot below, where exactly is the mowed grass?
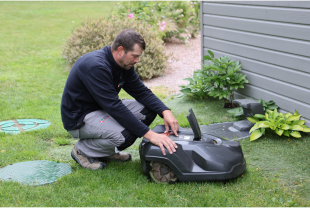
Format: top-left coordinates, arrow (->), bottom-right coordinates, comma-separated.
0,2 -> 310,207
163,97 -> 310,203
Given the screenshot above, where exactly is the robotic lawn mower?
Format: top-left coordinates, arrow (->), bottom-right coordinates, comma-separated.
139,109 -> 246,183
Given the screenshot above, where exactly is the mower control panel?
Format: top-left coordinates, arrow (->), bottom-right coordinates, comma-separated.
169,134 -> 195,141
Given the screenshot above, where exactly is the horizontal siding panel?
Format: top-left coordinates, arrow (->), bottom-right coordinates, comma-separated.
243,71 -> 310,104
202,1 -> 310,124
203,3 -> 310,25
213,1 -> 310,9
208,50 -> 310,89
203,38 -> 310,73
236,85 -> 310,120
203,15 -> 310,41
204,26 -> 310,57
234,92 -> 310,126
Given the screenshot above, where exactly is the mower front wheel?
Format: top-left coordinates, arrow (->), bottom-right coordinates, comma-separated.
149,161 -> 178,183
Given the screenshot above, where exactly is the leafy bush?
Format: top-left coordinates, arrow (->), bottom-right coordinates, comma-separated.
113,1 -> 200,42
62,16 -> 169,80
227,99 -> 279,118
177,50 -> 249,103
258,99 -> 279,112
247,109 -> 310,141
177,71 -> 209,100
200,50 -> 249,106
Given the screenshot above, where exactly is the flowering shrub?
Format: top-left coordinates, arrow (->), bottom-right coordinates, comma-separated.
128,13 -> 134,19
112,1 -> 200,42
158,21 -> 166,31
62,16 -> 169,80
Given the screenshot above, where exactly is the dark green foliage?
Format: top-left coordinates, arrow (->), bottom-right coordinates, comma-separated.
258,99 -> 279,112
177,71 -> 210,100
62,16 -> 169,80
178,50 -> 249,103
199,50 -> 249,105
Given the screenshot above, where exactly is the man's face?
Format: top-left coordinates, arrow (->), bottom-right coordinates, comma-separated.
118,44 -> 143,70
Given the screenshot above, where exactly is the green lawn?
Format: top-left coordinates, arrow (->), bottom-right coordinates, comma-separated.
0,2 -> 309,207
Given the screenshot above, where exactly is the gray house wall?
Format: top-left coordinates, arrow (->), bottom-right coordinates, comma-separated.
201,1 -> 310,125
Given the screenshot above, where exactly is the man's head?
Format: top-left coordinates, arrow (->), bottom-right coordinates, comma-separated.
111,29 -> 146,70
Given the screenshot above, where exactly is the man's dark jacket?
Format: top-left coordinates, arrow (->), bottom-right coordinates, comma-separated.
61,46 -> 169,137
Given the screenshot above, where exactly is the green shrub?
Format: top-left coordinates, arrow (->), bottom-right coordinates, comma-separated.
113,1 -> 200,42
62,16 -> 169,80
177,71 -> 210,100
248,109 -> 310,141
177,50 -> 249,103
200,50 -> 249,106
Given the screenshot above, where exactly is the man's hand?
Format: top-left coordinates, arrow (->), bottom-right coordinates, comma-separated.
162,110 -> 179,136
143,130 -> 178,155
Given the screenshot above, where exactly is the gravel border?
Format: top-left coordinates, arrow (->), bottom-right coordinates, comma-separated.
143,32 -> 201,95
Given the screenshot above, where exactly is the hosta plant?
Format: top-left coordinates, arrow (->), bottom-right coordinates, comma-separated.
258,99 -> 279,112
248,109 -> 310,141
198,50 -> 249,106
177,70 -> 209,100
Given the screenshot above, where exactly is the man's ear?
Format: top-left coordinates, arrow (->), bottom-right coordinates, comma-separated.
117,46 -> 125,57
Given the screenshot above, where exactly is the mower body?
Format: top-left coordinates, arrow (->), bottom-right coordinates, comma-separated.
139,109 -> 246,182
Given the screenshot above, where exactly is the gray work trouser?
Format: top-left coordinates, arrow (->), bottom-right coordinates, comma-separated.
68,99 -> 156,158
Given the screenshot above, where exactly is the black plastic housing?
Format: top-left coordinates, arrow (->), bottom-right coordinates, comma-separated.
139,109 -> 246,182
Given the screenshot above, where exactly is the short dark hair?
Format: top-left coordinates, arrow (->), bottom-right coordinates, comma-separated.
111,29 -> 146,52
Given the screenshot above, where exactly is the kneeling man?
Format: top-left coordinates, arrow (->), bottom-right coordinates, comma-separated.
61,29 -> 179,170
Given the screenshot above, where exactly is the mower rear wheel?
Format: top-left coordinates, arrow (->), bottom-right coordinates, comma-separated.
149,161 -> 178,183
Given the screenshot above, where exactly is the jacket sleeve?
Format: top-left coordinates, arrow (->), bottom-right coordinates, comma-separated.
82,66 -> 150,137
123,69 -> 170,117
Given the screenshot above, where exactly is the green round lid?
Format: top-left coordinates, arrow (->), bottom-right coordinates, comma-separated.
0,119 -> 51,134
0,160 -> 72,186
